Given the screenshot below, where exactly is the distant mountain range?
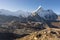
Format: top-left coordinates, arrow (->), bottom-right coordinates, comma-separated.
0,6 -> 58,23
0,9 -> 31,17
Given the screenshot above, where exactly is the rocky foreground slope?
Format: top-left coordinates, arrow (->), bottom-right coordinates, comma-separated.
0,21 -> 60,40
16,28 -> 60,40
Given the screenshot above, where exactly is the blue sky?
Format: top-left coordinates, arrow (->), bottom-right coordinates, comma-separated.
0,0 -> 60,15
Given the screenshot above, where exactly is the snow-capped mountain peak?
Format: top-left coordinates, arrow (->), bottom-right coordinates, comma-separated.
32,6 -> 58,20
36,6 -> 43,11
33,6 -> 43,13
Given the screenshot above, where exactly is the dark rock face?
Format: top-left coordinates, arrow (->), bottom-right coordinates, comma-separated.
43,10 -> 58,20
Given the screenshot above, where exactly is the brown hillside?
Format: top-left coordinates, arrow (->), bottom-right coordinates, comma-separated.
51,22 -> 60,28
16,28 -> 60,40
58,16 -> 60,20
